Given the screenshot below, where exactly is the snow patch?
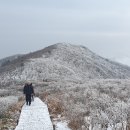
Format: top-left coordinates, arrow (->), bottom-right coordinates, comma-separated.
56,121 -> 71,130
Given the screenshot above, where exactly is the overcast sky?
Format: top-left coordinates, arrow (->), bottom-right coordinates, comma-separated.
0,0 -> 130,65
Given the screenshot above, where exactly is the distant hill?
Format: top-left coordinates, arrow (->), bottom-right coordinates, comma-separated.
0,43 -> 130,86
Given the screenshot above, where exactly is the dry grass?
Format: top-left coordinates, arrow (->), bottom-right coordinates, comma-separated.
39,92 -> 50,102
9,99 -> 24,113
68,118 -> 82,130
18,96 -> 24,102
47,97 -> 64,116
17,79 -> 130,130
0,96 -> 24,130
40,92 -> 64,118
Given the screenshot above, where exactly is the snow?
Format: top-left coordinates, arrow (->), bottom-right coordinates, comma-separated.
0,96 -> 18,114
1,43 -> 130,129
15,97 -> 53,130
15,97 -> 71,130
1,43 -> 130,86
56,121 -> 71,130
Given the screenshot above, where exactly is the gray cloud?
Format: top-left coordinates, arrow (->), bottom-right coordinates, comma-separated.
0,0 -> 130,65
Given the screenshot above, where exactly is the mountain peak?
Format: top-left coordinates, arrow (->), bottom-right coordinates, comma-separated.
0,43 -> 130,86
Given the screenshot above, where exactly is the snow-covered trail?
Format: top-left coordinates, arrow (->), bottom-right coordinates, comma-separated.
15,97 -> 53,130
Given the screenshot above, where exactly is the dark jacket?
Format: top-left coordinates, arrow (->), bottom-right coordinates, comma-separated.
23,84 -> 33,95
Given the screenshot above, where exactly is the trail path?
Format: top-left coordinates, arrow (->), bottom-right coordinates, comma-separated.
15,97 -> 53,130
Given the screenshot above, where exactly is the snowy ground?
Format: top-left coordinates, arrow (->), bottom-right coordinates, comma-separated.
15,97 -> 53,130
56,122 -> 71,130
15,97 -> 71,130
0,96 -> 18,114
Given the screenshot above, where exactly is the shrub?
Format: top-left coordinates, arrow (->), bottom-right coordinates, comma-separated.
18,96 -> 24,102
39,92 -> 50,101
0,113 -> 9,119
68,118 -> 82,130
47,97 -> 64,116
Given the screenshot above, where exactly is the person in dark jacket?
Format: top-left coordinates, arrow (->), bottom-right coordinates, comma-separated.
23,83 -> 34,105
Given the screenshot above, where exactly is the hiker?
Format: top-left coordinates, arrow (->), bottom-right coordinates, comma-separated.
30,83 -> 35,101
23,83 -> 34,105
